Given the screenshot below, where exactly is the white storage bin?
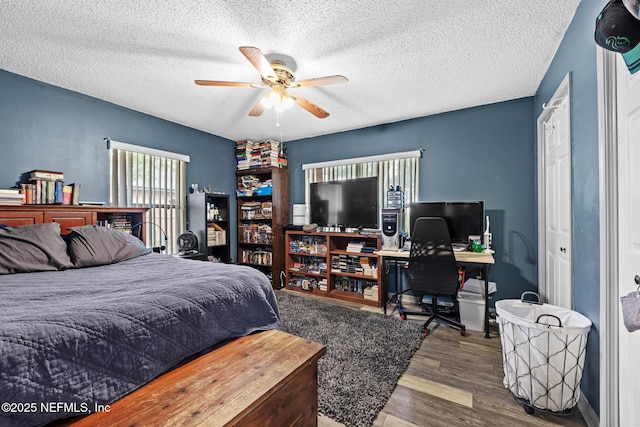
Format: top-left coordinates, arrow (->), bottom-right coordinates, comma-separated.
458,292 -> 485,332
462,277 -> 497,296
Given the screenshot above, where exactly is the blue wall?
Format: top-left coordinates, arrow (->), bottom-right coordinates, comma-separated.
535,0 -> 602,415
0,69 -> 237,248
287,97 -> 537,304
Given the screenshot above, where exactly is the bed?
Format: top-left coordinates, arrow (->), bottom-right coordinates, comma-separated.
0,222 -> 324,427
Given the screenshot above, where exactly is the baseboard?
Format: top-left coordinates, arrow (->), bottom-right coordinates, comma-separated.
578,393 -> 599,427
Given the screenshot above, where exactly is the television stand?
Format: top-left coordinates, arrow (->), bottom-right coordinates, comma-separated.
285,230 -> 383,306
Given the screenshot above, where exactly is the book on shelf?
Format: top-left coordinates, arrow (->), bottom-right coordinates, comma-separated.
0,188 -> 21,194
0,188 -> 24,206
62,185 -> 73,205
346,241 -> 365,252
70,183 -> 80,205
18,178 -> 77,205
235,139 -> 287,170
104,215 -> 132,232
30,169 -> 64,181
53,181 -> 63,204
210,222 -> 225,232
45,181 -> 55,204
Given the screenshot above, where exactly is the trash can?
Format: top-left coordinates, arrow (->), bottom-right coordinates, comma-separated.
495,292 -> 592,414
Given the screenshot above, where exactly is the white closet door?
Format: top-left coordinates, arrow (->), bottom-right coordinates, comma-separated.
616,54 -> 640,427
538,74 -> 572,309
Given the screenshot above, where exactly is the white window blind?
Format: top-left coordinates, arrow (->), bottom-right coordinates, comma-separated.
107,139 -> 189,253
304,150 -> 421,231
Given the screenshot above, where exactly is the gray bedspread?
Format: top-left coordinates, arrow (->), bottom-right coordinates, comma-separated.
0,253 -> 281,426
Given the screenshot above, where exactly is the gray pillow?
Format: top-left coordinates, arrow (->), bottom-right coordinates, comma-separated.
67,225 -> 151,267
0,222 -> 74,274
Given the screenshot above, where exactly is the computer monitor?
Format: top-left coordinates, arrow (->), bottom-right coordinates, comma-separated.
409,201 -> 484,245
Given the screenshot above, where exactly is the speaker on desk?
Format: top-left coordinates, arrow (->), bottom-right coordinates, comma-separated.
381,209 -> 402,250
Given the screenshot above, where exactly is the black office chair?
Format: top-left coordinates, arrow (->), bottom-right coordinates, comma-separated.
400,217 -> 466,336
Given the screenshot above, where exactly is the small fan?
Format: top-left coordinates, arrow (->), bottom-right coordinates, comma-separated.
177,231 -> 198,256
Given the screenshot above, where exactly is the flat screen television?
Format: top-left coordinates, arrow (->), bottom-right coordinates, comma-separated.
410,201 -> 484,245
309,177 -> 378,229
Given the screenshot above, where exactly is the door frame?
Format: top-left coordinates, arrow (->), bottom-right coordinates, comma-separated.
597,47 -> 619,427
537,72 -> 572,305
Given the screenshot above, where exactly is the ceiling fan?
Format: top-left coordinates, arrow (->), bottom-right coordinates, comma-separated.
195,46 -> 348,119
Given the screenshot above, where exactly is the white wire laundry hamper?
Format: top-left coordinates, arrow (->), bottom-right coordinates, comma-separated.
495,292 -> 592,414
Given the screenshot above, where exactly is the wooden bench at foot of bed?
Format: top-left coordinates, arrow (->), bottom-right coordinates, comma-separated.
62,329 -> 326,427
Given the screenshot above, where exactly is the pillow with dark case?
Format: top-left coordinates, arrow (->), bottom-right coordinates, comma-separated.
67,225 -> 151,267
0,222 -> 74,274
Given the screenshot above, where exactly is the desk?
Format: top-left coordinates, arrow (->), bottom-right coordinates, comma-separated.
376,249 -> 495,338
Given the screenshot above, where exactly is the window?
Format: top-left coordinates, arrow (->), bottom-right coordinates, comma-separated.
303,150 -> 421,232
108,139 -> 189,253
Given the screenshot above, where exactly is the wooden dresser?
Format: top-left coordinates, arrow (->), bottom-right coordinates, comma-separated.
0,205 -> 149,243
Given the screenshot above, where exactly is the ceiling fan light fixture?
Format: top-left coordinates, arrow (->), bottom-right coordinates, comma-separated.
261,90 -> 278,108
277,91 -> 294,111
262,89 -> 294,112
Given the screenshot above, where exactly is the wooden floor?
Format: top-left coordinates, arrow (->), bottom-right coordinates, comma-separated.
286,291 -> 588,427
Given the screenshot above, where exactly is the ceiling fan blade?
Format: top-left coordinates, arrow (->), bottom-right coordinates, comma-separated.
290,94 -> 330,119
195,80 -> 264,88
294,75 -> 348,88
248,93 -> 269,116
238,46 -> 277,80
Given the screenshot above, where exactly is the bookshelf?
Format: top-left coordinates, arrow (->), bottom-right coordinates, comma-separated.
237,167 -> 289,288
187,193 -> 230,262
285,230 -> 383,306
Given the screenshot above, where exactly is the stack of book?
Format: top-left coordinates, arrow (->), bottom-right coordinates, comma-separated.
235,139 -> 287,170
346,241 -> 365,253
20,170 -> 80,205
207,223 -> 227,246
0,188 -> 24,206
360,257 -> 375,277
364,285 -> 379,301
107,215 -> 132,233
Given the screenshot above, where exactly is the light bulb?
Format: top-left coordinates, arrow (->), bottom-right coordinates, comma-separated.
261,90 -> 278,108
281,92 -> 294,109
274,100 -> 286,112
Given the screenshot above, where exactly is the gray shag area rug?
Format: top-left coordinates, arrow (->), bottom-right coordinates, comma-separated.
275,291 -> 425,427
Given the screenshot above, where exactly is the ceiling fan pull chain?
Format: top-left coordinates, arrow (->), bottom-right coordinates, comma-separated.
276,110 -> 281,127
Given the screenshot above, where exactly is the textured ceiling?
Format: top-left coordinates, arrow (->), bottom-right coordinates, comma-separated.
0,1 -> 580,143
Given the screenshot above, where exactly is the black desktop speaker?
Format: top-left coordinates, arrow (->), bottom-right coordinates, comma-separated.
381,209 -> 401,250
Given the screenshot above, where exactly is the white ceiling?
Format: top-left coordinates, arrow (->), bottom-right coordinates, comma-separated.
0,1 -> 580,143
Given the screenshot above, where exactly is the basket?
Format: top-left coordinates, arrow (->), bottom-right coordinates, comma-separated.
495,292 -> 591,414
